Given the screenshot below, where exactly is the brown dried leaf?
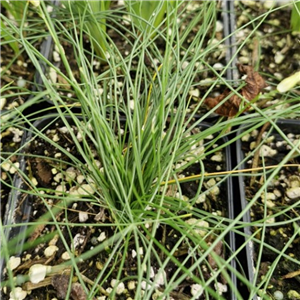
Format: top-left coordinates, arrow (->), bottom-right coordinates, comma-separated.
52,274 -> 70,299
70,282 -> 88,300
30,157 -> 53,187
204,64 -> 267,117
208,240 -> 224,270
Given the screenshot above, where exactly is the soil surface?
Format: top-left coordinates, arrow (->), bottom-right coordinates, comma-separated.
1,118 -> 233,299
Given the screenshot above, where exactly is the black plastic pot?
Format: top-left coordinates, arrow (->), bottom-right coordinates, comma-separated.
1,115 -> 238,299
236,119 -> 300,300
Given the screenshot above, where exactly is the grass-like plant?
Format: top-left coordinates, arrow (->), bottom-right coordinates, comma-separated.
61,0 -> 111,61
1,1 -> 27,57
125,0 -> 175,38
291,0 -> 300,32
1,1 -> 300,299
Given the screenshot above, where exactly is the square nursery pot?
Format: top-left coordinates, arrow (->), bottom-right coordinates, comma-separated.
1,115 -> 239,300
236,119 -> 300,300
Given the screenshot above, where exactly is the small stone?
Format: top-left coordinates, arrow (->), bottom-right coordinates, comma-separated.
116,282 -> 125,295
78,211 -> 89,222
65,167 -> 77,181
44,245 -> 58,257
7,256 -> 21,271
61,251 -> 71,260
191,284 -> 203,298
259,145 -> 277,157
214,282 -> 228,295
274,52 -> 285,64
132,249 -> 137,258
189,89 -> 200,98
211,153 -> 222,162
28,264 -> 51,283
274,290 -> 284,300
129,100 -> 135,110
128,281 -> 136,290
97,231 -> 106,242
53,51 -> 60,62
141,281 -> 152,290
195,193 -> 206,204
17,78 -> 26,88
0,98 -> 6,110
49,68 -> 57,84
181,61 -> 189,69
263,0 -> 275,9
213,63 -> 224,70
215,21 -> 223,32
9,287 -> 27,300
261,192 -> 276,201
185,218 -> 209,237
154,269 -> 166,286
287,290 -> 300,299
286,187 -> 300,200
206,178 -> 216,188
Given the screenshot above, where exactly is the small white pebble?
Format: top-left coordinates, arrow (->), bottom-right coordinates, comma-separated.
55,185 -> 65,195
154,269 -> 166,286
274,290 -> 284,300
213,63 -> 224,70
0,97 -> 6,110
116,282 -> 125,295
128,281 -> 136,290
259,145 -> 277,157
52,51 -> 61,62
189,89 -> 200,98
215,20 -> 223,32
44,245 -> 58,257
191,284 -> 203,298
9,162 -> 19,174
141,281 -> 152,290
132,249 -> 137,258
78,211 -> 89,222
185,218 -> 209,237
65,167 -> 76,181
7,256 -> 21,271
61,251 -> 71,260
49,68 -> 57,84
17,78 -> 26,88
77,174 -> 85,184
195,193 -> 206,204
181,61 -> 189,69
9,287 -> 27,300
274,52 -> 285,64
214,282 -> 228,295
28,264 -> 51,284
129,100 -> 135,110
53,173 -> 63,183
211,153 -> 222,162
97,231 -> 106,242
286,187 -> 300,200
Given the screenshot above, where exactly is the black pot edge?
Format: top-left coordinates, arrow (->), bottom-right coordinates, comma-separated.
1,115 -> 238,299
222,0 -> 239,85
236,118 -> 300,300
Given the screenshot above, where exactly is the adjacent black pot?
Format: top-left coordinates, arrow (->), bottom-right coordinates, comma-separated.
236,119 -> 300,300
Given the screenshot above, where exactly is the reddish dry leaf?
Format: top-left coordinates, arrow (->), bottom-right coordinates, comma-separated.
52,274 -> 70,299
70,282 -> 88,300
204,64 -> 267,117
